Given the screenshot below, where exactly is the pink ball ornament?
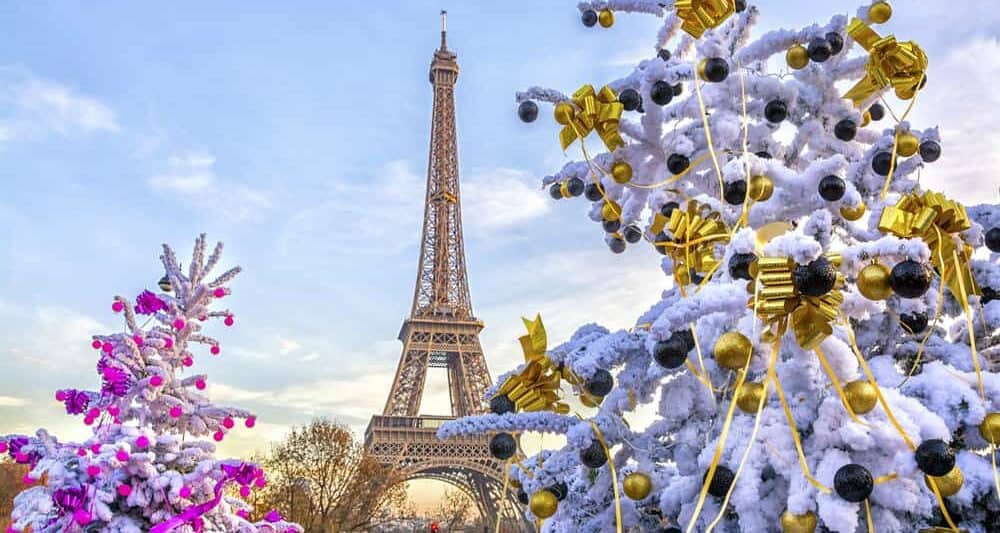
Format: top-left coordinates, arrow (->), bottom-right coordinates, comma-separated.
192,518 -> 204,529
102,342 -> 113,353
14,453 -> 27,463
7,526 -> 20,533
91,340 -> 102,350
179,486 -> 192,498
87,408 -> 101,419
0,442 -> 6,454
182,356 -> 194,367
172,318 -> 186,330
21,475 -> 34,485
213,287 -> 226,298
224,315 -> 234,327
195,379 -> 207,390
117,484 -> 132,497
169,406 -> 183,418
239,485 -> 251,498
116,450 -> 129,462
77,448 -> 87,457
87,465 -> 101,477
55,390 -> 66,402
90,443 -> 102,453
223,417 -> 235,429
213,430 -> 224,442
210,345 -> 221,355
83,416 -> 95,426
164,337 -> 174,349
149,375 -> 164,387
112,301 -> 124,313
108,406 -> 120,417
254,477 -> 266,488
198,315 -> 207,322
245,416 -> 256,428
236,509 -> 249,519
133,335 -> 144,346
135,436 -> 150,449
73,510 -> 92,526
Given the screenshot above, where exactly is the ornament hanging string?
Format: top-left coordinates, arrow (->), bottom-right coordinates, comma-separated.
624,154 -> 711,190
878,87 -> 922,200
692,57 -> 726,204
814,345 -> 868,427
587,420 -> 623,533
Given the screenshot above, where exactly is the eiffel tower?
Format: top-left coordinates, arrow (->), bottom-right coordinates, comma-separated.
364,12 -> 521,527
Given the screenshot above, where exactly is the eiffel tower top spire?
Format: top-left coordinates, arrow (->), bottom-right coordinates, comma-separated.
412,9 -> 470,320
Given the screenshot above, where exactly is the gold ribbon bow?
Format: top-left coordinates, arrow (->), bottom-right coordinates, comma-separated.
652,202 -> 730,285
557,85 -> 625,153
843,18 -> 928,106
878,191 -> 980,301
751,255 -> 845,350
494,315 -> 572,414
675,0 -> 736,38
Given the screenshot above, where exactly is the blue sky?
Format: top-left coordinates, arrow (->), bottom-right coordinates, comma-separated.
0,0 -> 998,509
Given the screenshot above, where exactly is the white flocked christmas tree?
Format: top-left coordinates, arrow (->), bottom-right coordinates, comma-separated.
441,1 -> 1000,532
2,235 -> 302,533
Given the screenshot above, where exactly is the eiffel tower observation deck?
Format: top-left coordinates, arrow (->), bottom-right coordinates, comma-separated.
363,11 -> 521,527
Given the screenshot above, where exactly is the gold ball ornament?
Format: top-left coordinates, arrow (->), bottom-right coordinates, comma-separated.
529,489 -> 559,519
980,412 -> 1000,444
925,467 -> 964,498
611,161 -> 633,184
554,102 -> 574,125
861,111 -> 872,128
786,45 -> 810,70
622,472 -> 653,500
780,510 -> 817,533
843,379 -> 878,415
598,8 -> 615,28
857,263 -> 893,300
713,331 -> 753,370
509,477 -> 522,489
602,200 -> 621,222
735,382 -> 766,413
697,59 -> 709,81
896,132 -> 920,157
748,175 -> 774,202
868,1 -> 892,24
840,203 -> 866,221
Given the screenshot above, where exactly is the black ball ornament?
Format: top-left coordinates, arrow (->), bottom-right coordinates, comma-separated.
827,32 -> 845,55
900,312 -> 929,334
657,49 -> 671,62
834,464 -> 874,502
651,80 -> 674,106
983,287 -> 999,304
654,232 -> 671,255
549,183 -> 563,200
890,260 -> 932,298
729,252 -> 757,281
619,88 -> 642,112
704,466 -> 735,498
585,182 -> 603,201
986,227 -> 1000,253
834,119 -> 858,141
674,329 -> 696,351
582,9 -> 598,27
566,177 -> 585,197
667,154 -> 690,175
734,0 -> 747,12
672,83 -> 683,96
623,225 -> 643,243
603,219 -> 622,233
653,336 -> 690,369
869,103 -> 886,121
518,100 -> 539,123
661,201 -> 680,218
807,36 -> 833,62
580,439 -> 608,468
818,175 -> 846,202
701,58 -> 730,83
517,489 -> 529,505
724,180 -> 747,205
663,529 -> 682,533
585,369 -> 614,396
490,394 -> 516,415
549,482 -> 568,501
794,257 -> 838,297
919,140 -> 941,163
871,152 -> 895,176
764,100 -> 788,123
609,236 -> 627,254
755,150 -> 772,159
490,432 -> 517,460
916,439 -> 956,477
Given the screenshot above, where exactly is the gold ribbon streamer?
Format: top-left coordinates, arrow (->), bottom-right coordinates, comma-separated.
654,202 -> 731,287
991,445 -> 1000,505
772,345 -> 833,494
693,68 -> 727,204
587,420 -> 623,533
843,18 -> 928,106
494,315 -> 574,414
864,499 -> 875,533
557,85 -> 625,153
751,255 -> 845,350
675,0 -> 736,38
815,345 -> 867,426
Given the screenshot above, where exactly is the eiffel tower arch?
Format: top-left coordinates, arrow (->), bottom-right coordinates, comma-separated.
363,12 -> 523,529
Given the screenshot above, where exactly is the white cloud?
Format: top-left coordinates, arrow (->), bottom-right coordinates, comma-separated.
463,168 -> 551,231
0,396 -> 28,407
0,70 -> 118,142
148,152 -> 272,221
277,337 -> 301,355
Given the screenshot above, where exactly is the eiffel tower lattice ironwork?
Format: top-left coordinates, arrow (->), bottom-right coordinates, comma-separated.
363,12 -> 522,528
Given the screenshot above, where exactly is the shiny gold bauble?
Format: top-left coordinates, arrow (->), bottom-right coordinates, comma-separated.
786,45 -> 810,70
509,477 -> 522,489
868,2 -> 892,24
861,111 -> 872,128
840,203 -> 866,221
857,263 -> 893,300
924,466 -> 964,497
780,510 -> 817,533
843,379 -> 878,415
559,181 -> 571,198
611,161 -> 633,184
713,331 -> 753,370
896,132 -> 920,157
622,472 -> 653,500
980,412 -> 1000,444
554,102 -> 574,125
529,489 -> 559,519
697,58 -> 709,81
602,201 -> 621,222
598,8 -> 615,28
896,85 -> 916,101
735,382 -> 766,413
748,175 -> 774,202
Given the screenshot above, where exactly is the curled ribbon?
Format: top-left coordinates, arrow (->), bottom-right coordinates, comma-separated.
750,255 -> 844,350
653,202 -> 730,286
878,191 -> 980,301
494,315 -> 574,414
843,18 -> 928,106
675,0 -> 736,38
557,85 -> 625,153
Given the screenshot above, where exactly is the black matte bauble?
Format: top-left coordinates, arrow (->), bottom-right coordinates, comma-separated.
654,232 -> 671,255
585,182 -> 603,201
667,154 -> 690,175
890,260 -> 932,299
657,49 -> 671,62
834,464 -> 873,502
900,312 -> 929,334
490,432 -> 517,460
651,80 -> 674,106
793,257 -> 838,297
619,88 -> 642,112
490,394 -> 516,415
986,227 -> 1000,253
549,482 -> 568,501
704,466 -> 735,498
808,37 -> 832,62
581,9 -> 598,27
653,336 -> 690,369
765,100 -> 788,123
834,119 -> 857,142
672,83 -> 683,96
919,140 -> 941,163
724,180 -> 748,205
517,489 -> 529,505
585,369 -> 614,396
827,32 -> 845,55
871,152 -> 894,176
580,439 -> 608,468
609,236 -> 626,254
603,219 -> 622,233
818,175 -> 846,202
915,439 -> 956,477
702,58 -> 729,82
518,100 -> 538,123
734,0 -> 747,11
623,225 -> 643,243
755,150 -> 772,159
869,103 -> 885,121
549,183 -> 563,200
729,253 -> 757,281
566,177 -> 585,197
660,201 -> 680,218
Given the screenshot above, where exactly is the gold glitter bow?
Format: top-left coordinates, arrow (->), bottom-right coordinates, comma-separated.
751,255 -> 845,350
652,202 -> 730,285
878,191 -> 980,301
675,0 -> 736,38
557,85 -> 625,153
494,315 -> 572,414
843,18 -> 928,106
